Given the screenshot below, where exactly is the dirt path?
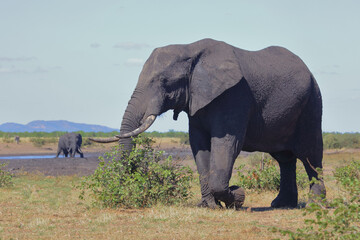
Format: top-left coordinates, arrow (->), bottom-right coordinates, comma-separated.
1,155 -> 102,176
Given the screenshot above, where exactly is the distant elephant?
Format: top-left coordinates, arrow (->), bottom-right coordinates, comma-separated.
90,39 -> 325,209
14,136 -> 20,144
56,133 -> 84,158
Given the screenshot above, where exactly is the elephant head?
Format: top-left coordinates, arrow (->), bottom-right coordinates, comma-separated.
91,39 -> 243,151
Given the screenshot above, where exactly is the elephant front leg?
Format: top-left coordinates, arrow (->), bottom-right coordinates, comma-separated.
189,124 -> 221,209
69,148 -> 75,158
195,150 -> 222,209
208,135 -> 245,209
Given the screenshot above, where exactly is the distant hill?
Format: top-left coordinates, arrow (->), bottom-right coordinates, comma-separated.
0,120 -> 117,133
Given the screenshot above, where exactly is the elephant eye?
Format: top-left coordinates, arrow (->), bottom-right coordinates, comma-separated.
159,75 -> 169,85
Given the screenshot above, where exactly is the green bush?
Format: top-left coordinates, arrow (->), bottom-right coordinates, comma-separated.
323,134 -> 342,149
0,162 -> 13,187
78,135 -> 193,208
236,156 -> 308,191
323,132 -> 360,149
334,160 -> 360,196
273,162 -> 360,239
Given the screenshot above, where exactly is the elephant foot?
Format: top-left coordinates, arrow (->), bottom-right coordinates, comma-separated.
271,193 -> 298,208
308,181 -> 326,205
224,186 -> 245,210
197,196 -> 222,209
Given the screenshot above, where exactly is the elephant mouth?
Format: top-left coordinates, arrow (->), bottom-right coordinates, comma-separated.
115,115 -> 157,139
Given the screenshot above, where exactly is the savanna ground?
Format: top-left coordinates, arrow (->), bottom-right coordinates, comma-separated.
0,137 -> 359,239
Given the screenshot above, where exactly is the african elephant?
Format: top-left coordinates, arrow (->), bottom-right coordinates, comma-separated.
14,136 -> 20,144
56,133 -> 84,158
90,38 -> 326,209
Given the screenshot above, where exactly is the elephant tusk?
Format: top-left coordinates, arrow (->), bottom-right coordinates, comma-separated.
116,115 -> 156,139
88,137 -> 119,143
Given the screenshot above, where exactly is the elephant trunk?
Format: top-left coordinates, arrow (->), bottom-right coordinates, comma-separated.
89,88 -> 158,150
117,88 -> 151,151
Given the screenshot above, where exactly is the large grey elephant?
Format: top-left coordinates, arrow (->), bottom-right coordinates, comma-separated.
56,133 -> 84,158
90,38 -> 325,209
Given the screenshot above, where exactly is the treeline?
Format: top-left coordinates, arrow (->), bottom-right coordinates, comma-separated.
0,131 -> 119,138
1,131 -> 359,149
323,132 -> 360,149
0,130 -> 189,139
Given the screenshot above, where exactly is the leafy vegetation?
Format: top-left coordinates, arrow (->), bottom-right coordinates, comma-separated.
0,162 -> 13,187
273,160 -> 360,239
0,130 -> 188,138
323,132 -> 360,149
78,135 -> 193,208
235,153 -> 308,191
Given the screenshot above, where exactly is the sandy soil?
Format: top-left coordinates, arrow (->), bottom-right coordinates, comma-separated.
0,139 -> 193,176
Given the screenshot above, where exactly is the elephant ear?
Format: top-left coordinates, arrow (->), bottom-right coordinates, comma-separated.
189,45 -> 244,116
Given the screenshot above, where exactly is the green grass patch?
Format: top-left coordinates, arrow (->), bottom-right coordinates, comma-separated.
0,162 -> 13,187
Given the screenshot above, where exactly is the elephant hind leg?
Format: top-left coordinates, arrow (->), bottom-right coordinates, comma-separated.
298,151 -> 326,203
294,123 -> 326,202
270,151 -> 298,208
294,79 -> 325,202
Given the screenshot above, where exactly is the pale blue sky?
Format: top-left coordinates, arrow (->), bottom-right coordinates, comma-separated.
1,0 -> 359,132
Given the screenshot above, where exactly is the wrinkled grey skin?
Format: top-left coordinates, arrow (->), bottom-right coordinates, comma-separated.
56,133 -> 84,158
115,38 -> 325,208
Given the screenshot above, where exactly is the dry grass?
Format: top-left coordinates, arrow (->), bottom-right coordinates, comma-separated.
0,137 -> 184,156
0,151 -> 359,239
0,174 -> 304,239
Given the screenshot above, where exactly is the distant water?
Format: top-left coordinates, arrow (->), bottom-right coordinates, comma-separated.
0,155 -> 63,160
